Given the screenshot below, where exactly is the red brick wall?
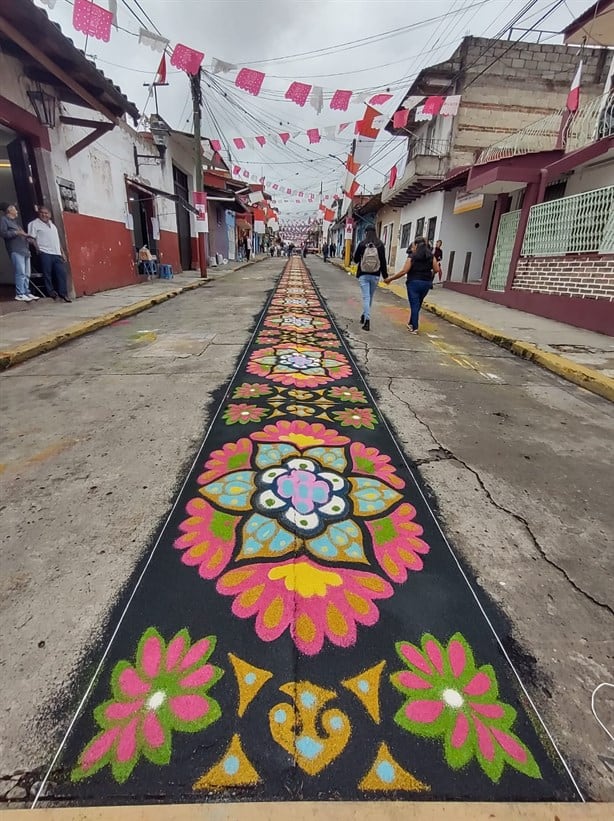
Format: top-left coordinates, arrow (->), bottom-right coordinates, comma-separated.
513,254 -> 614,300
63,212 -> 138,296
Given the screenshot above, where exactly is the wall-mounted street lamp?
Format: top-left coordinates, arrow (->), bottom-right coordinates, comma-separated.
27,86 -> 57,128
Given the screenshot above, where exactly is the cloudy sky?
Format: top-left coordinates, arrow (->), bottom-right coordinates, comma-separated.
37,0 -> 592,216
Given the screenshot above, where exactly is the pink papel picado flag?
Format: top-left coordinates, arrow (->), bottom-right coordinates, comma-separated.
72,0 -> 113,42
170,44 -> 205,76
235,68 -> 266,97
330,90 -> 353,111
285,82 -> 312,107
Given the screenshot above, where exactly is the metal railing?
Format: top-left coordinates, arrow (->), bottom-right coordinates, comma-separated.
477,111 -> 564,164
566,92 -> 614,151
477,92 -> 614,164
407,137 -> 452,161
521,185 -> 614,256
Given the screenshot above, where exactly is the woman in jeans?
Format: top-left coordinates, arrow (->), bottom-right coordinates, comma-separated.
352,227 -> 387,332
385,236 -> 440,333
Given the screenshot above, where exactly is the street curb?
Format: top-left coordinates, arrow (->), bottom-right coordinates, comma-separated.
330,259 -> 614,404
0,280 -> 205,372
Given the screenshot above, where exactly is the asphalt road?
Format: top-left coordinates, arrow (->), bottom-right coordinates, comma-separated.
0,256 -> 612,804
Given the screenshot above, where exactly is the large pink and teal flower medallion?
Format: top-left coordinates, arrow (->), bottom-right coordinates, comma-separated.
247,344 -> 351,388
174,421 -> 431,655
391,633 -> 541,782
72,628 -> 223,784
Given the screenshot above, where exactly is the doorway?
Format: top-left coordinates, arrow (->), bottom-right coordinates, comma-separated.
0,124 -> 42,293
173,165 -> 191,270
127,186 -> 157,257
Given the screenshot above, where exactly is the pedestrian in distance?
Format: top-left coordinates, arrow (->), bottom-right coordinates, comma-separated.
322,242 -> 328,262
384,236 -> 440,333
0,203 -> 39,302
352,227 -> 387,332
27,206 -> 72,302
433,239 -> 443,283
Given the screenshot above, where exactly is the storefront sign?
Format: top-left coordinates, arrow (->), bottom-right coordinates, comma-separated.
344,218 -> 354,240
454,190 -> 484,214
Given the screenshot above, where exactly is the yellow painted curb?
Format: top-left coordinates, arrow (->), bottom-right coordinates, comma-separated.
0,280 -> 206,372
423,302 -> 614,403
0,804 -> 611,820
330,260 -> 613,403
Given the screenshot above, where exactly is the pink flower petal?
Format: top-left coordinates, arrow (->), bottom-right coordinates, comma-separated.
118,667 -> 150,698
179,664 -> 215,689
491,728 -> 528,764
405,699 -> 445,723
165,634 -> 186,672
104,700 -> 143,721
474,718 -> 495,761
397,671 -> 432,690
179,639 -> 211,671
463,671 -> 492,697
451,712 -> 470,749
471,702 -> 505,719
400,643 -> 433,676
142,711 -> 165,748
80,727 -> 120,770
425,640 -> 444,674
116,717 -> 139,763
168,694 -> 210,722
141,635 -> 162,679
448,640 -> 466,678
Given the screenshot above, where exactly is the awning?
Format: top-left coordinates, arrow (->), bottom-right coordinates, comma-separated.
125,177 -> 198,214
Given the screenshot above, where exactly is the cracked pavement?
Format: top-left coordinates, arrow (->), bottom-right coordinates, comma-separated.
0,257 -> 613,804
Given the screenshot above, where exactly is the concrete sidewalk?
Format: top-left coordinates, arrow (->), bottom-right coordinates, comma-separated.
330,259 -> 614,402
0,258 -> 264,370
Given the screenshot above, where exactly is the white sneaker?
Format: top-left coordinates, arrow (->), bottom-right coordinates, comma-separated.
15,294 -> 28,301
23,294 -> 36,301
28,294 -> 40,300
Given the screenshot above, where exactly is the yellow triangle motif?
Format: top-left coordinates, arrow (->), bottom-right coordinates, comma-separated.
228,652 -> 273,718
341,661 -> 386,723
193,734 -> 260,791
359,742 -> 430,793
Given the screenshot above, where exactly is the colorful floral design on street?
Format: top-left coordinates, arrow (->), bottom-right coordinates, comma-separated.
223,403 -> 269,425
328,386 -> 368,404
332,407 -> 378,429
72,628 -> 223,784
391,633 -> 542,782
264,313 -> 331,332
233,383 -> 273,399
247,344 -> 352,388
174,419 -> 417,654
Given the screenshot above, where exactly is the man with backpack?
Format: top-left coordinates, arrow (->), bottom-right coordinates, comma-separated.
352,227 -> 387,331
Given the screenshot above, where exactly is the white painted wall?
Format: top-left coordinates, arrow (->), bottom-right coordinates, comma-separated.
397,191 -> 445,253
440,190 -> 496,282
565,157 -> 614,196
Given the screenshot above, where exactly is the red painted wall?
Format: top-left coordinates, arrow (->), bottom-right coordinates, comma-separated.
444,280 -> 614,336
157,229 -> 181,273
63,212 -> 138,296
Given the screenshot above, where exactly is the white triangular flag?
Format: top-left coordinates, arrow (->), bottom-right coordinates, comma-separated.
323,125 -> 337,139
211,58 -> 237,75
310,86 -> 324,114
138,28 -> 169,53
440,95 -> 461,116
108,0 -> 118,28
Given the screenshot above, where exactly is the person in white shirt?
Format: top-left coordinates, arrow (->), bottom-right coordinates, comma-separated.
27,207 -> 71,302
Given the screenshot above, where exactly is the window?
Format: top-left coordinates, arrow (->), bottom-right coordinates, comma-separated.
415,217 -> 425,239
427,216 -> 437,244
400,222 -> 412,247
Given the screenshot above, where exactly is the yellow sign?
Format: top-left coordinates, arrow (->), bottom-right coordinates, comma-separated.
454,190 -> 484,214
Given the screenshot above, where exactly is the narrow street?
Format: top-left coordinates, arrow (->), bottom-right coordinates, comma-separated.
1,258 -> 612,806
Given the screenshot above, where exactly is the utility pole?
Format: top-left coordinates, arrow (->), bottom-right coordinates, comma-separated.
344,140 -> 356,268
190,68 -> 207,278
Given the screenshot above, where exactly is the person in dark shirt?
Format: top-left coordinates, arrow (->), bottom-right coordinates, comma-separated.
352,227 -> 388,332
384,236 -> 440,333
433,240 -> 443,282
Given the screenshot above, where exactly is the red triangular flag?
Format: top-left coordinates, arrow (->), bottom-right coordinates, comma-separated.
393,108 -> 410,129
388,164 -> 398,189
154,53 -> 167,85
566,61 -> 582,112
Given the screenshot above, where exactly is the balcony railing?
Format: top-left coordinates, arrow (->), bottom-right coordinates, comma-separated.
521,185 -> 614,256
477,92 -> 614,164
407,137 -> 452,161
